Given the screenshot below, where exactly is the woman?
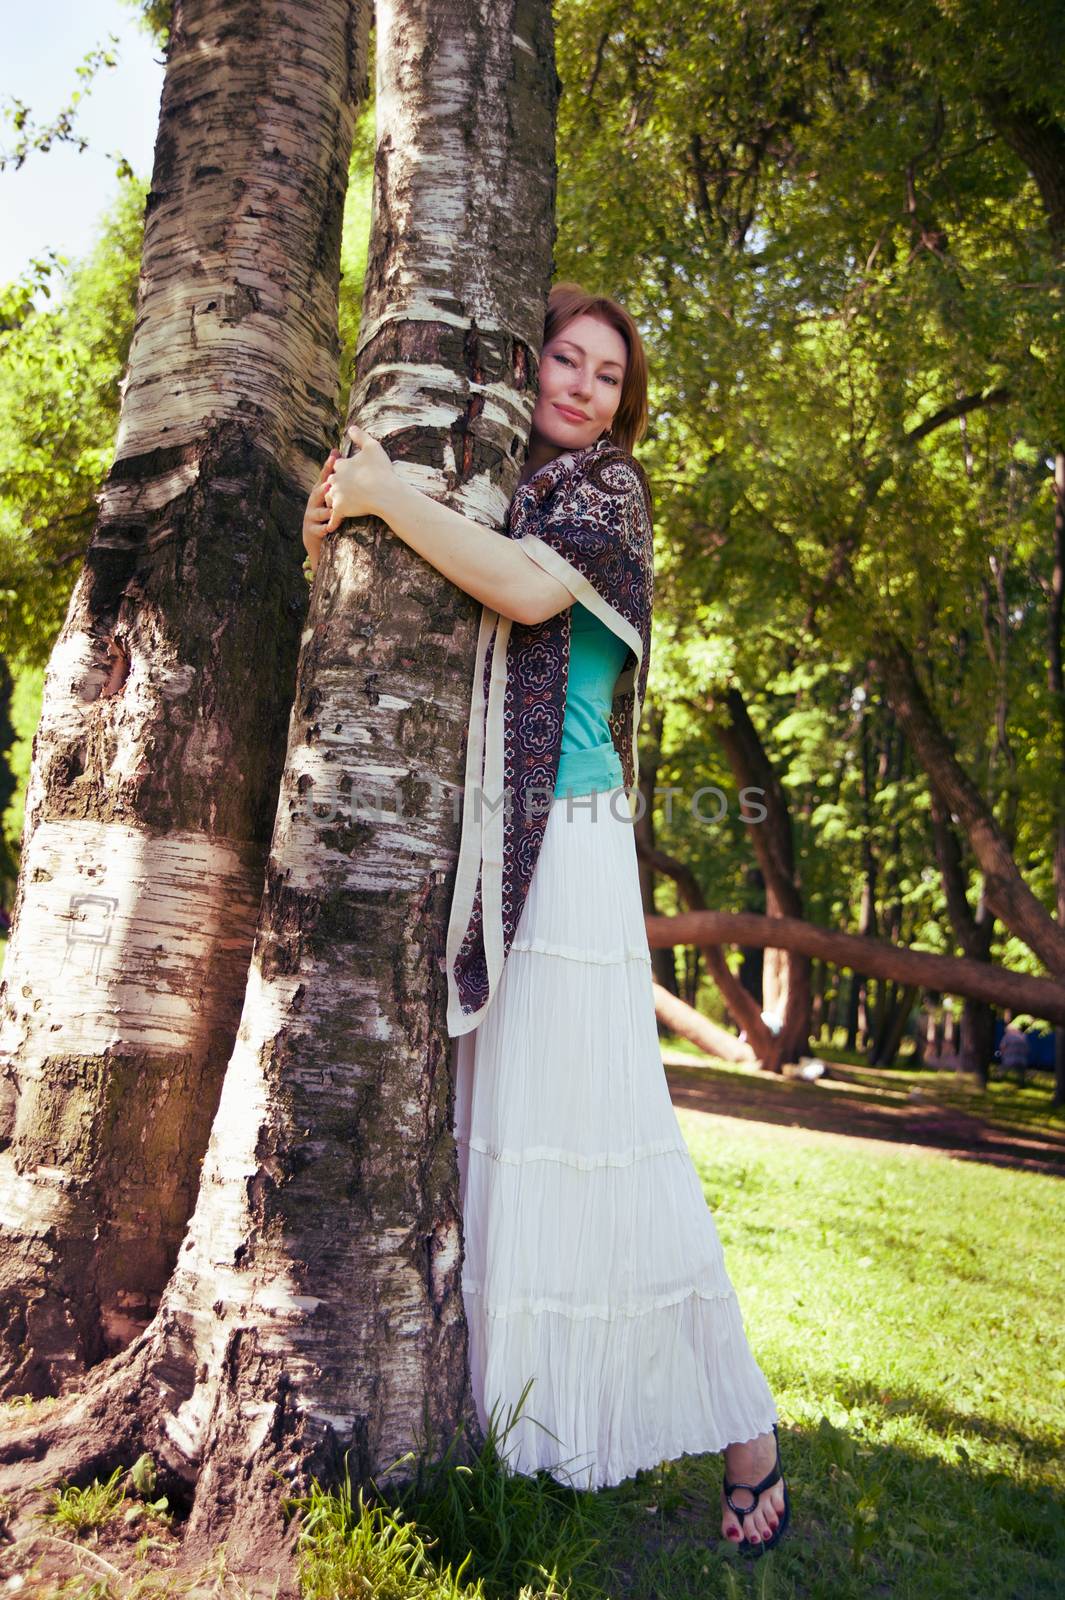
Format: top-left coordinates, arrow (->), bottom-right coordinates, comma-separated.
302,283 -> 790,1556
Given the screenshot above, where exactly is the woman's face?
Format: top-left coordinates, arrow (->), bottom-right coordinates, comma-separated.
531,313 -> 628,454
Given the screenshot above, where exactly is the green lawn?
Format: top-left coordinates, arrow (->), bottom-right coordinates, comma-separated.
15,1093 -> 1065,1598
287,1109 -> 1065,1599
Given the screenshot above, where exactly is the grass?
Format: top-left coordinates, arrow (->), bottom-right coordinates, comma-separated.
39,1466 -> 131,1537
11,1098 -> 1065,1597
842,1061 -> 1065,1133
289,1396 -> 613,1598
284,1104 -> 1064,1598
0,1452 -> 179,1599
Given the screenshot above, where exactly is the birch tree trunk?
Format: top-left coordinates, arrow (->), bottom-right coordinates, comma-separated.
0,0 -> 370,1397
0,0 -> 559,1585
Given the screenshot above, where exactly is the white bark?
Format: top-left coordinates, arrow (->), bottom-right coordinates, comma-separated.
0,1 -> 561,1585
0,0 -> 370,1394
144,0 -> 563,1561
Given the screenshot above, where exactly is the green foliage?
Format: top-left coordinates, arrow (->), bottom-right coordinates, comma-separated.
39,1466 -> 130,1537
3,0 -> 1064,1000
36,1454 -> 172,1543
0,176 -> 145,667
0,35 -> 123,175
338,94 -> 376,400
1,659 -> 42,850
553,0 -> 1065,968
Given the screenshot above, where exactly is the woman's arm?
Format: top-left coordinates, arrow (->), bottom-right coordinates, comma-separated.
372,475 -> 576,625
318,425 -> 575,625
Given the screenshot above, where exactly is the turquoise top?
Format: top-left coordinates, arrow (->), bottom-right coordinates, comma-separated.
553,602 -> 630,797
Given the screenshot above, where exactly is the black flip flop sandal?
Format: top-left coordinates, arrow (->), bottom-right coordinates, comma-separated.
722,1422 -> 791,1557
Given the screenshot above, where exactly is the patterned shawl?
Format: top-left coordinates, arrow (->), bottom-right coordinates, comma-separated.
445,435 -> 655,1037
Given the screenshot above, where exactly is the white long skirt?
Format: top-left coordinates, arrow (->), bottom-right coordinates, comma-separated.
451,784 -> 779,1491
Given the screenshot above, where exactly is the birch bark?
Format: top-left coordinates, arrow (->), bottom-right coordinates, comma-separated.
0,0 -> 370,1397
1,0 -> 559,1585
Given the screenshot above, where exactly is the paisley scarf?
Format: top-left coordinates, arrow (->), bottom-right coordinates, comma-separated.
445,435 -> 654,1037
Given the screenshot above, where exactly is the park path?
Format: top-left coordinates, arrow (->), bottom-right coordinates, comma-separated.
661,1052 -> 1065,1177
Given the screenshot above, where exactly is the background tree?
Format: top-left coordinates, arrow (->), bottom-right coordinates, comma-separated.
554,0 -> 1065,1086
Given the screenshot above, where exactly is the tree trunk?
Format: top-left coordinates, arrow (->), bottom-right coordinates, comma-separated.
0,0 -> 560,1586
652,984 -> 755,1063
958,999 -> 996,1086
809,956 -> 824,1037
870,632 -> 1065,978
928,788 -> 996,1087
738,862 -> 765,1005
850,686 -> 879,1055
711,687 -> 811,1071
981,92 -> 1065,254
0,0 -> 367,1398
821,982 -> 830,1039
845,969 -> 862,1052
871,982 -> 917,1067
911,997 -> 929,1066
682,944 -> 701,1006
643,908 -> 1065,1025
1048,451 -> 1065,1106
873,718 -> 911,1058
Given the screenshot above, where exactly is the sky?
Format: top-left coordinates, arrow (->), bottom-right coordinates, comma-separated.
0,0 -> 165,295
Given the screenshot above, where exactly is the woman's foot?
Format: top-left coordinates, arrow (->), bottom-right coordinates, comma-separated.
719,1428 -> 787,1548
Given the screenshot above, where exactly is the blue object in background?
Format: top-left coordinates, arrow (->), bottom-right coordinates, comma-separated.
992,1018 -> 1056,1069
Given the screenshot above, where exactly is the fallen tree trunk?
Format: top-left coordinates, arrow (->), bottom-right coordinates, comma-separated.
645,908 -> 1065,1026
652,983 -> 756,1062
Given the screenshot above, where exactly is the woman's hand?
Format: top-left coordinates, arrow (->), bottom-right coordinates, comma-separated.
302,447 -> 339,576
323,423 -> 397,531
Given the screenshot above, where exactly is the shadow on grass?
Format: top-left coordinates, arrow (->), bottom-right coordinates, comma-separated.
663,1059 -> 1065,1178
829,1373 -> 1065,1470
